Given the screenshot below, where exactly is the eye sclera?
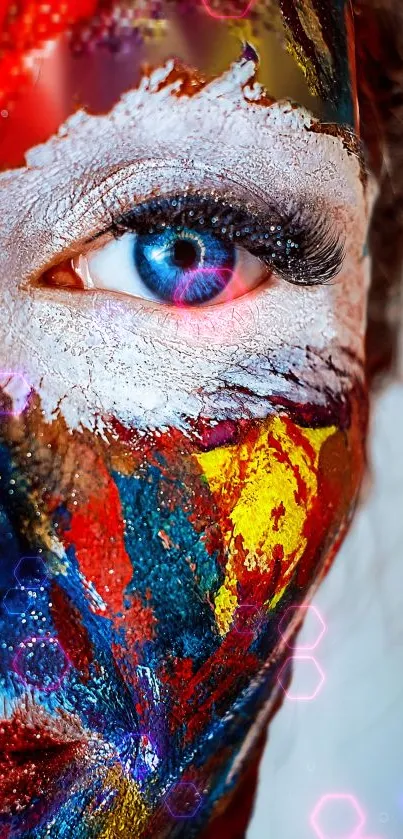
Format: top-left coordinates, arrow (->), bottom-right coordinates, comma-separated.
39,190 -> 345,308
74,254 -> 95,290
69,228 -> 269,308
111,191 -> 345,287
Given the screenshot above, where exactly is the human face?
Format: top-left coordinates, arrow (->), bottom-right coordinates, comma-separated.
0,3 -> 372,837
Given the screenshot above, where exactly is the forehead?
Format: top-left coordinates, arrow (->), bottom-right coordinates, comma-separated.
0,0 -> 358,169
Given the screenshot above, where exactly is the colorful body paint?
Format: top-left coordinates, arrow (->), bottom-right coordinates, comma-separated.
0,374 -> 366,836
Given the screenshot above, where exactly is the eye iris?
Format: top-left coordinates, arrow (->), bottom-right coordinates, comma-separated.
133,227 -> 235,305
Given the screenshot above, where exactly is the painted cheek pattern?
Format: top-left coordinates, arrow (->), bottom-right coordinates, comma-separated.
0,387 -> 367,837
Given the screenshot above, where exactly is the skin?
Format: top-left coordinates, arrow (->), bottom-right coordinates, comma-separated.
0,49 -> 373,839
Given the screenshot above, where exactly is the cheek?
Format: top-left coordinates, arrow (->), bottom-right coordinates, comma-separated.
0,378 -> 367,827
194,415 -> 362,634
50,392 -> 366,712
198,392 -> 368,643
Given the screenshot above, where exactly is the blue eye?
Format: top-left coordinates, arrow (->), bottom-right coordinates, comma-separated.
134,227 -> 235,305
50,195 -> 344,306
73,223 -> 265,307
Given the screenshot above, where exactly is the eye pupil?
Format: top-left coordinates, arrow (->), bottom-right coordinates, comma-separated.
172,238 -> 199,270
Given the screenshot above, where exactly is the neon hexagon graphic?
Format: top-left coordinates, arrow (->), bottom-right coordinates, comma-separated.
279,603 -> 327,651
14,556 -> 49,589
12,636 -> 71,693
2,587 -> 34,616
201,0 -> 256,19
277,655 -> 325,701
164,782 -> 202,819
310,793 -> 366,839
0,371 -> 31,416
231,603 -> 265,636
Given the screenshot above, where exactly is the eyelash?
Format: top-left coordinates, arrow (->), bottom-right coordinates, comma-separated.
108,192 -> 345,287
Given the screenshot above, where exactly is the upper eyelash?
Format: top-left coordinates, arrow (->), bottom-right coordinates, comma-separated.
109,193 -> 345,286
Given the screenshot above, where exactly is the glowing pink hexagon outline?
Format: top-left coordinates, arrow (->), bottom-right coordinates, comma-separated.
231,602 -> 266,636
279,603 -> 327,651
12,635 -> 71,694
0,371 -> 31,417
163,781 -> 203,819
310,793 -> 367,839
277,654 -> 325,701
201,0 -> 256,20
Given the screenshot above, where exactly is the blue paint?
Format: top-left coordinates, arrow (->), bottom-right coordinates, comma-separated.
113,464 -> 222,667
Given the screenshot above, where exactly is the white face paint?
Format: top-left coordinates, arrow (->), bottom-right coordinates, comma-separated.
0,56 -> 371,433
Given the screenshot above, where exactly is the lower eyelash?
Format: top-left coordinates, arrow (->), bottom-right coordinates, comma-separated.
111,192 -> 345,286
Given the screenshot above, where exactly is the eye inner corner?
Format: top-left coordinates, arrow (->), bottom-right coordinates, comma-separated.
38,258 -> 84,290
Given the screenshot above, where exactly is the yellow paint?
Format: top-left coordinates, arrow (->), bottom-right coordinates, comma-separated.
93,767 -> 150,839
215,583 -> 238,633
283,0 -> 332,96
193,417 -> 335,633
296,0 -> 332,65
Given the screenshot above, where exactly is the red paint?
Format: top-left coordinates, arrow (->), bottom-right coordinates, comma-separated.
266,431 -> 309,506
283,415 -> 318,464
0,705 -> 85,816
60,457 -> 156,666
198,419 -> 240,451
164,634 -> 260,741
272,543 -> 284,562
271,501 -> 286,531
62,460 -> 132,616
50,582 -> 93,680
